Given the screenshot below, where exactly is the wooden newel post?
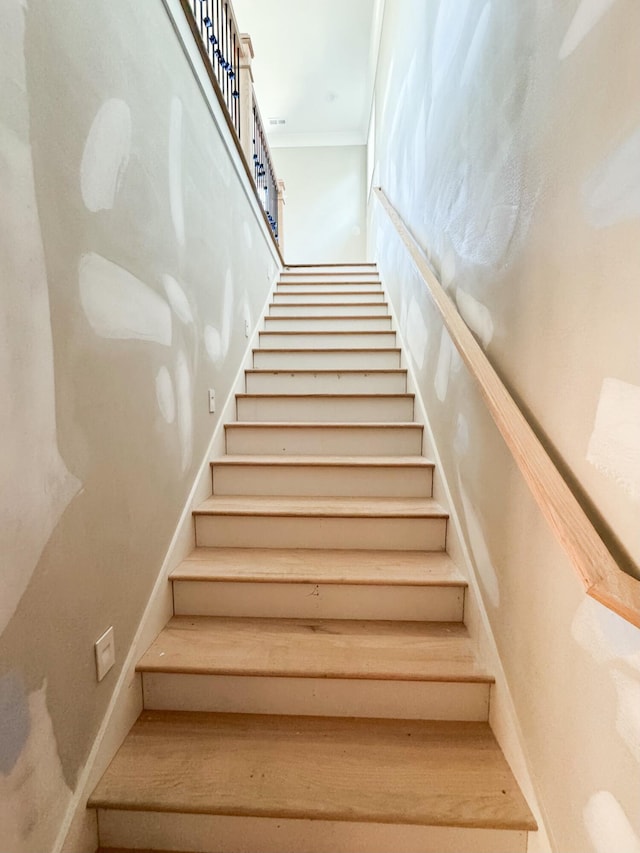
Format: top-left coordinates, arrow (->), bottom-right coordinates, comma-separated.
239,34 -> 255,170
277,179 -> 286,255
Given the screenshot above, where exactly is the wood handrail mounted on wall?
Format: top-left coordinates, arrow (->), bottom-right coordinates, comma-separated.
374,187 -> 640,628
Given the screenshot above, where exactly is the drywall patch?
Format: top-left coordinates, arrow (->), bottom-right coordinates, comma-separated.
431,0 -> 474,95
611,670 -> 640,763
220,270 -> 234,359
79,253 -> 172,345
204,325 -> 223,365
457,474 -> 500,607
162,274 -> 194,325
434,328 -> 461,402
175,350 -> 193,473
460,3 -> 491,87
0,0 -> 81,637
586,378 -> 640,502
405,296 -> 427,369
440,246 -> 457,291
584,791 -> 640,853
456,288 -> 494,347
0,681 -> 72,853
155,366 -> 176,424
0,672 -> 30,774
80,99 -> 131,212
454,414 -> 470,457
582,126 -> 640,228
169,97 -> 185,246
572,596 -> 640,668
559,0 -> 618,60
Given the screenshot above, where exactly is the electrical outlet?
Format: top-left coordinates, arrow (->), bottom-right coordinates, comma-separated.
209,388 -> 216,414
95,626 -> 115,682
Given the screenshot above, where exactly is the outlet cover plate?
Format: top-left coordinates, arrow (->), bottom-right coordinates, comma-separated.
95,626 -> 115,682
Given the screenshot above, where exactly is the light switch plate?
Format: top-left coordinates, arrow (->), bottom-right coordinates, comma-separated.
95,626 -> 115,682
208,388 -> 216,414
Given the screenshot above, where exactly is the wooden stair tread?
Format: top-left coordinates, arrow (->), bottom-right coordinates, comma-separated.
259,330 -> 394,336
90,712 -> 535,830
211,455 -> 433,469
172,547 -> 463,585
225,421 -> 422,429
245,368 -> 406,375
193,495 -> 447,518
137,617 -> 490,682
235,392 -> 414,400
272,299 -> 386,304
252,347 -> 401,354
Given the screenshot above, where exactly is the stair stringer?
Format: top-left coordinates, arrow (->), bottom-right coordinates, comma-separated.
378,272 -> 554,853
54,266 -> 282,853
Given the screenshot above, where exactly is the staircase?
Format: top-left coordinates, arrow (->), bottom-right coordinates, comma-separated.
91,264 -> 535,853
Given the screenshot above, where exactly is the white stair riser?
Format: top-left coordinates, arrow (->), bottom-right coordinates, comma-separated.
245,371 -> 407,394
285,265 -> 378,275
225,425 -> 423,456
97,810 -> 528,853
173,580 -> 462,620
269,303 -> 389,317
264,316 -> 392,332
253,350 -> 401,370
280,274 -> 381,284
194,515 -> 447,550
141,673 -> 490,721
259,332 -> 397,348
211,464 -> 431,497
277,282 -> 382,293
236,395 -> 414,423
273,292 -> 385,304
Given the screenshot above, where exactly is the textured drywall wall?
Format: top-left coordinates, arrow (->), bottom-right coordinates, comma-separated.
0,0 -> 277,849
272,145 -> 367,263
370,1 -> 640,851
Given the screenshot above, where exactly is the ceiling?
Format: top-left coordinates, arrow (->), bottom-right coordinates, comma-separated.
231,0 -> 385,148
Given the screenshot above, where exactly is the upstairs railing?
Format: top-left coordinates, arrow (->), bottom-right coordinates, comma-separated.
180,0 -> 284,255
374,187 -> 640,629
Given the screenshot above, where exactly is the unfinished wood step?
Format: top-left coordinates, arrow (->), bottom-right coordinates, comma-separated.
236,393 -> 414,423
211,455 -> 432,497
263,315 -> 392,332
258,330 -> 397,348
272,290 -> 385,303
193,495 -> 447,550
253,347 -> 402,370
225,422 -> 423,456
172,548 -> 464,620
245,369 -> 407,394
269,302 -> 390,317
138,617 -> 491,720
91,712 -> 535,853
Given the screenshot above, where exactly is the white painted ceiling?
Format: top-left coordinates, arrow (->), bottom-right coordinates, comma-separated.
231,0 -> 385,148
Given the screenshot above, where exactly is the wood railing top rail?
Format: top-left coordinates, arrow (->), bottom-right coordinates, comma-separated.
374,187 -> 640,628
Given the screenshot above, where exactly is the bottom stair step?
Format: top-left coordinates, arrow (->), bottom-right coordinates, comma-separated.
91,712 -> 535,853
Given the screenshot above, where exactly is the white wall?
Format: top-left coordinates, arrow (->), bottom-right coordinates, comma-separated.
370,2 -> 640,852
273,145 -> 367,264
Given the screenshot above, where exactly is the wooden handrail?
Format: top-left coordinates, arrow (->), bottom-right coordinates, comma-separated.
374,187 -> 640,628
